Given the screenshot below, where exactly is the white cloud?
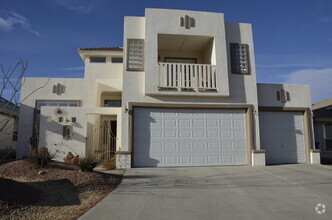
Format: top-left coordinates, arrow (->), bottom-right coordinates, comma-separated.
282,68 -> 332,103
58,66 -> 84,71
319,16 -> 331,23
256,63 -> 322,68
0,11 -> 40,36
53,0 -> 95,14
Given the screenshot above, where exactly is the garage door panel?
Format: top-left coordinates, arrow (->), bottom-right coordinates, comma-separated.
234,141 -> 246,150
221,119 -> 232,127
193,130 -> 205,138
207,142 -> 221,150
179,119 -> 191,127
134,108 -> 248,167
259,111 -> 306,164
179,142 -> 192,151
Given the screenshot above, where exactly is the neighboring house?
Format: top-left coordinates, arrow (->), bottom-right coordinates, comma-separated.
312,98 -> 332,164
0,97 -> 19,151
17,8 -> 320,168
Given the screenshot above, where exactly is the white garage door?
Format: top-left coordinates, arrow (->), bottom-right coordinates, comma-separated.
133,108 -> 248,167
259,111 -> 306,164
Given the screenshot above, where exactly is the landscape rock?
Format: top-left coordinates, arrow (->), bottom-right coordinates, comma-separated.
63,152 -> 79,164
38,171 -> 47,175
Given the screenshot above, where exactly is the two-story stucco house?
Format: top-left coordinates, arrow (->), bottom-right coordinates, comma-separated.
17,8 -> 320,168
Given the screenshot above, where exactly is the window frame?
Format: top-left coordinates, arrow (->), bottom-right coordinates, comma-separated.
111,57 -> 123,63
90,56 -> 106,63
126,38 -> 144,71
104,100 -> 122,107
230,43 -> 250,75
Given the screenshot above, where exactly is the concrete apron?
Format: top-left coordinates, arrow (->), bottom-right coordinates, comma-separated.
80,164 -> 332,220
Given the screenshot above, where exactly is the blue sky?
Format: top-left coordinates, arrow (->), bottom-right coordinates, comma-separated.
1,0 -> 332,103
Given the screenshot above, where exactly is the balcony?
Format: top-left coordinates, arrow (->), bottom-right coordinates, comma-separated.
158,62 -> 217,92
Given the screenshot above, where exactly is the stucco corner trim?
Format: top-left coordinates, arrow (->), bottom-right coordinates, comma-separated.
252,149 -> 266,154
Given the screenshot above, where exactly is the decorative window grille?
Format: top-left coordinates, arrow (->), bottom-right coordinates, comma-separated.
230,43 -> 250,74
276,89 -> 291,103
127,39 -> 144,71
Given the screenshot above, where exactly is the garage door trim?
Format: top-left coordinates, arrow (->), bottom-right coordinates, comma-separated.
259,107 -> 312,164
130,104 -> 254,167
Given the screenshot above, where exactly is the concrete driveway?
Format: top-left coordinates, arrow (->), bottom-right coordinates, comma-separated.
80,164 -> 332,220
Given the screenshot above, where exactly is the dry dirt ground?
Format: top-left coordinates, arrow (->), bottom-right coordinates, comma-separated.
0,160 -> 123,220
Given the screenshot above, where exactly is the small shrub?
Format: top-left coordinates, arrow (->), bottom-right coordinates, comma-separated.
78,154 -> 100,172
29,147 -> 54,168
101,155 -> 116,170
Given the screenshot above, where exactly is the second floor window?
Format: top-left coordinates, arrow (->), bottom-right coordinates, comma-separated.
104,100 -> 122,107
90,57 -> 106,63
230,43 -> 250,74
112,57 -> 123,63
127,39 -> 144,71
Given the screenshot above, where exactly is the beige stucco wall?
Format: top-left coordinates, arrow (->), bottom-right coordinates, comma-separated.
144,9 -> 229,97
16,8 -> 314,166
257,83 -> 311,108
17,76 -> 122,158
84,57 -> 123,83
38,107 -> 121,161
121,9 -> 262,155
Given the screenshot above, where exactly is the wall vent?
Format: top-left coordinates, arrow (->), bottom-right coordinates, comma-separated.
180,15 -> 195,29
53,83 -> 65,95
277,89 -> 290,103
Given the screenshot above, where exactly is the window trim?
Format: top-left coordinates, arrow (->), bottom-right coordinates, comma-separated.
111,57 -> 123,63
35,100 -> 81,110
230,43 -> 250,75
104,100 -> 122,107
90,56 -> 106,63
126,38 -> 144,71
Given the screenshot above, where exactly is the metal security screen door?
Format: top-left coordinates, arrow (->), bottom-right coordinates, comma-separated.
101,117 -> 117,161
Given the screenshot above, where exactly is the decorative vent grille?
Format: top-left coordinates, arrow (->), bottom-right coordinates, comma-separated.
179,15 -> 195,29
230,43 -> 250,74
127,39 -> 144,71
52,83 -> 65,95
276,89 -> 290,103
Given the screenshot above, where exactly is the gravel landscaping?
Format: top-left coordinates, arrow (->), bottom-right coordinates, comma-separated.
0,159 -> 123,220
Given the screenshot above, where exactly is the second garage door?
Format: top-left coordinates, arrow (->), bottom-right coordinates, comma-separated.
133,108 -> 248,167
259,111 -> 306,164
